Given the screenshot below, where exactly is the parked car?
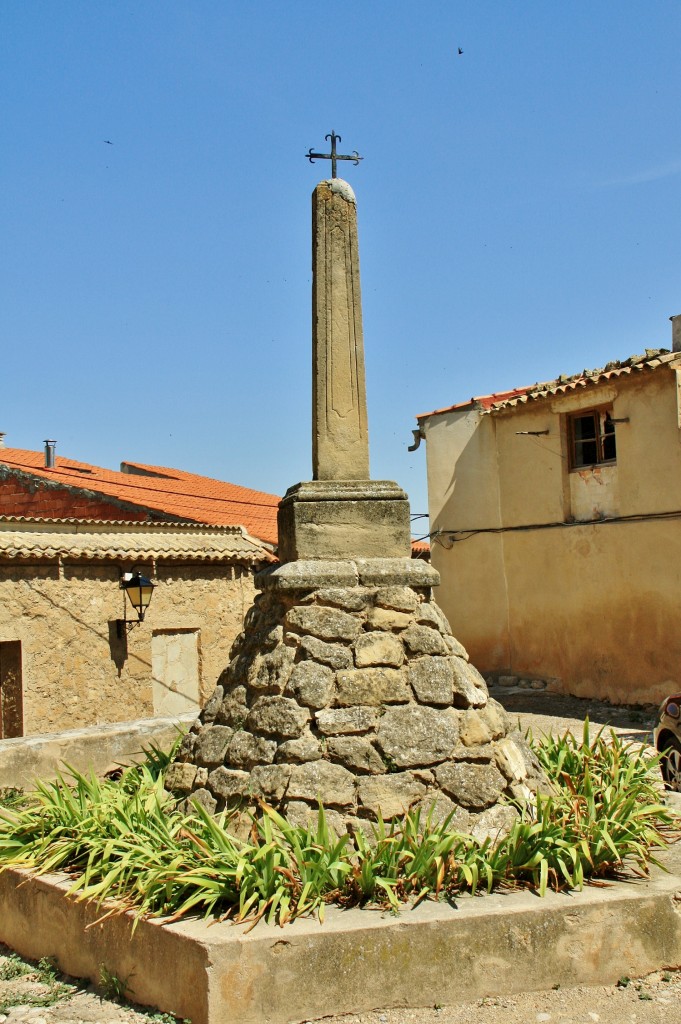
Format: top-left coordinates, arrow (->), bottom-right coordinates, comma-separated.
654,695 -> 681,790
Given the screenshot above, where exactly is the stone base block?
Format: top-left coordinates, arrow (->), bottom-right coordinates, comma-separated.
277,480 -> 411,562
256,557 -> 439,592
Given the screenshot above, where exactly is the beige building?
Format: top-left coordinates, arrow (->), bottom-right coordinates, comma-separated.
416,344 -> 681,705
0,517 -> 270,738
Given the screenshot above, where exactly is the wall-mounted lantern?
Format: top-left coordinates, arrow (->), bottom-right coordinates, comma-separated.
116,570 -> 155,637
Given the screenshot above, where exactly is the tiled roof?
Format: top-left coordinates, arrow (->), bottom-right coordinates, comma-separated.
0,449 -> 280,546
0,516 -> 274,563
416,349 -> 679,421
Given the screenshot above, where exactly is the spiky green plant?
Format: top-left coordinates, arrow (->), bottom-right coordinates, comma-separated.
0,722 -> 677,927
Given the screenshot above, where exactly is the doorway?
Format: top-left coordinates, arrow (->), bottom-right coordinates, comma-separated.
0,641 -> 23,738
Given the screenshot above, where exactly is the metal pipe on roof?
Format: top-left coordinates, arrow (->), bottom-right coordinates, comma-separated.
44,440 -> 56,469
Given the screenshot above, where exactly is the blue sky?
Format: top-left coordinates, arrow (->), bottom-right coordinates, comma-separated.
2,2 -> 681,525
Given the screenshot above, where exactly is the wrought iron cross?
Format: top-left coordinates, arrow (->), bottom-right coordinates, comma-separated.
306,131 -> 363,178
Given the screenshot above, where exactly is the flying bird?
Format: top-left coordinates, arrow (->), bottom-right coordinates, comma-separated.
103,139 -> 113,145
458,48 -> 463,55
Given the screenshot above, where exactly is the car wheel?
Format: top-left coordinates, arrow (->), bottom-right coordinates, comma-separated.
661,735 -> 681,791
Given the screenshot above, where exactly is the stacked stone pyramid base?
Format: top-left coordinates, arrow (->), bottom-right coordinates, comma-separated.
166,563 -> 546,841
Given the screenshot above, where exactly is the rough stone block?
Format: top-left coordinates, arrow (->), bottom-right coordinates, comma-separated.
435,762 -> 507,810
377,706 -> 459,768
355,558 -> 440,588
403,624 -> 447,656
315,706 -> 379,736
336,667 -> 410,706
194,726 -> 234,767
249,764 -> 292,802
288,761 -> 356,809
326,736 -> 386,775
274,732 -> 323,764
284,801 -> 349,836
247,646 -> 296,695
365,607 -> 412,631
206,767 -> 250,802
374,587 -> 419,613
246,696 -> 309,738
300,635 -> 353,670
257,560 -> 359,591
201,686 -> 224,723
286,605 -> 362,643
469,805 -> 519,843
458,710 -> 494,747
226,731 -> 277,770
216,686 -> 248,728
451,659 -> 488,709
286,661 -> 335,709
164,762 -> 197,794
314,588 -> 373,611
356,772 -> 427,818
408,657 -> 454,706
188,787 -> 217,814
444,635 -> 469,659
494,737 -> 529,782
354,632 -> 405,668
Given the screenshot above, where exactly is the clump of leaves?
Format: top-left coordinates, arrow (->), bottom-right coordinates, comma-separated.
0,723 -> 676,928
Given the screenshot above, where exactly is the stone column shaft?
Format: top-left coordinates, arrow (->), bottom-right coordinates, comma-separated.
312,179 -> 370,480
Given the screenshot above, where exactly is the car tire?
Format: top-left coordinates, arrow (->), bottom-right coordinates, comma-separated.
660,735 -> 681,791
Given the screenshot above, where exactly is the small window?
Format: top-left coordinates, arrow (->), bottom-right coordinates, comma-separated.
568,408 -> 616,469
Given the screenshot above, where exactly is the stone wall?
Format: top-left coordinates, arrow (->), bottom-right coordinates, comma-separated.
0,559 -> 256,736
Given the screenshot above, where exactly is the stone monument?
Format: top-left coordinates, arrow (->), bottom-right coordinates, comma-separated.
166,134 -> 544,837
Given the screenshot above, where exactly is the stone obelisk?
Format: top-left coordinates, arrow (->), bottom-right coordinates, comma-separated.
277,175 -> 414,572
166,136 -> 545,832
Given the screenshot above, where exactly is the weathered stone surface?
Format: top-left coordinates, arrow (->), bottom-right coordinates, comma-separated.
354,632 -> 404,668
480,699 -> 509,739
377,706 -> 459,767
286,605 -> 362,642
285,661 -> 335,709
288,761 -> 356,808
257,559 -> 360,591
314,588 -> 373,611
326,736 -> 386,774
189,787 -> 217,814
215,685 -> 248,727
435,762 -> 507,809
284,801 -> 349,836
194,726 -> 234,767
195,767 -> 208,786
177,732 -> 197,760
408,657 -> 453,706
201,685 -> 224,723
315,706 -> 379,736
164,762 -> 197,794
206,767 -> 250,801
336,667 -> 410,707
356,557 -> 439,588
247,646 -> 295,694
299,635 -> 353,670
275,731 -> 323,763
226,731 -> 277,770
451,658 -> 488,708
374,587 -> 419,613
459,710 -> 494,747
249,764 -> 292,802
494,736 -> 529,782
366,607 -> 412,631
416,602 -> 451,634
357,772 -> 427,819
444,635 -> 469,659
403,624 -> 447,656
412,791 -> 458,825
246,696 -> 309,738
469,805 -> 519,843
451,743 -> 495,763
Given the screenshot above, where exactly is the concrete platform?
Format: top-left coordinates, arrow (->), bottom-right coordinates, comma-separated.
2,837 -> 681,1024
0,713 -> 194,790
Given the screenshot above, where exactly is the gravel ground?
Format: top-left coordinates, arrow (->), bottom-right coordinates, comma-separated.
0,688 -> 677,1024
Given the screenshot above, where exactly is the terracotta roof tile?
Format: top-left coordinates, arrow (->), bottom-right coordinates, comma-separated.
0,450 -> 280,545
416,349 -> 680,422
